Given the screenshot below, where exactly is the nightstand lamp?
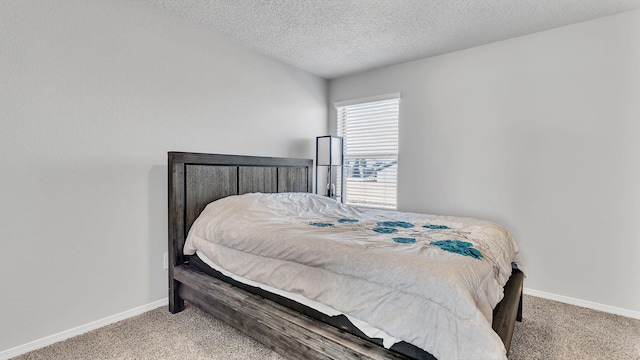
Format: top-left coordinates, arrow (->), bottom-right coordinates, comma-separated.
315,135 -> 344,202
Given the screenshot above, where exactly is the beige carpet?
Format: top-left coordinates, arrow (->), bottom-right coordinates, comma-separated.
510,295 -> 640,360
13,295 -> 640,359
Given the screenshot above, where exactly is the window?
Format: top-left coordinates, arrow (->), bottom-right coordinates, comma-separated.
336,94 -> 400,210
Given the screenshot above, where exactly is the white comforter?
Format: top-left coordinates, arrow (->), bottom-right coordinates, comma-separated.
184,192 -> 520,360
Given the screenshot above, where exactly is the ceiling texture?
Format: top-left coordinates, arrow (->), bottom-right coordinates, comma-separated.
150,0 -> 640,79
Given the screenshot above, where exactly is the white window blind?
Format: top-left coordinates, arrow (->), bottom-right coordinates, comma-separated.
336,95 -> 399,210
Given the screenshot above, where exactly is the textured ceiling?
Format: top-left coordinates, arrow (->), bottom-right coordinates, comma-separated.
150,0 -> 640,79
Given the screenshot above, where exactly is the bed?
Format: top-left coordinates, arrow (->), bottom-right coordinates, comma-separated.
168,152 -> 524,360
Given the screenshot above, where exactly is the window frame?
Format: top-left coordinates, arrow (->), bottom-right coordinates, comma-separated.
335,93 -> 400,210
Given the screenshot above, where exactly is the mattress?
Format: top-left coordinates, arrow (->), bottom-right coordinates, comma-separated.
184,192 -> 521,360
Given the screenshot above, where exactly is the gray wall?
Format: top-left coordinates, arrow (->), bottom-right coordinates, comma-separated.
330,9 -> 640,316
0,1 -> 326,352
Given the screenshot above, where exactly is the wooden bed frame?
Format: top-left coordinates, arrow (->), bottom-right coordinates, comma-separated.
168,151 -> 524,360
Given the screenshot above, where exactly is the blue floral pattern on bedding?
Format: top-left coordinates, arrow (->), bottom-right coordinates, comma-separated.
309,218 -> 484,260
393,237 -> 416,244
310,222 -> 334,227
430,240 -> 483,260
338,218 -> 359,223
373,227 -> 398,234
377,221 -> 414,228
423,224 -> 450,230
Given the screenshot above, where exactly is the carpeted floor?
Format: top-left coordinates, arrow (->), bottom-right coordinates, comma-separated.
13,295 -> 640,359
510,296 -> 640,360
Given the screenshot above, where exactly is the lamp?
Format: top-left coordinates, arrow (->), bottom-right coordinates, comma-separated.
315,135 -> 343,201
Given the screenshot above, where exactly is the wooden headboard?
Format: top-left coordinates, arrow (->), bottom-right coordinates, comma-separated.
167,152 -> 313,311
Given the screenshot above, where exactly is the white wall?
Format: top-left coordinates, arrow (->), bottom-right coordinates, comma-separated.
330,10 -> 640,315
0,0 -> 326,352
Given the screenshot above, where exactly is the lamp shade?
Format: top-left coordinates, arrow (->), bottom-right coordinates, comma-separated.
316,136 -> 343,166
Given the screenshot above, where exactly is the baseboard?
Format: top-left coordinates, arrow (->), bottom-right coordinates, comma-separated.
524,288 -> 640,320
0,298 -> 168,360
